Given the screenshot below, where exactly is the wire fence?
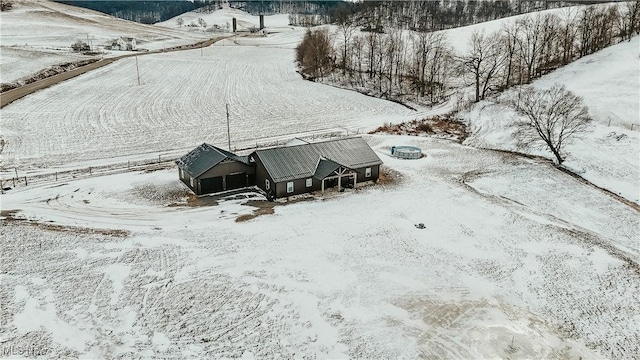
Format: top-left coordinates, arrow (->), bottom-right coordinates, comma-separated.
0,129 -> 364,194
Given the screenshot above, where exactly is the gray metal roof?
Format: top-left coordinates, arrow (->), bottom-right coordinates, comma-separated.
314,158 -> 340,179
176,143 -> 249,178
253,137 -> 382,183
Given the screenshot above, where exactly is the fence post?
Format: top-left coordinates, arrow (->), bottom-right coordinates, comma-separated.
12,177 -> 15,187
89,166 -> 92,175
55,172 -> 58,181
24,176 -> 27,186
14,168 -> 18,179
158,155 -> 161,163
127,160 -> 130,168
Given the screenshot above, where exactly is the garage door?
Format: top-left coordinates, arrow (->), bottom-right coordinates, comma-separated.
226,173 -> 247,190
200,176 -> 223,194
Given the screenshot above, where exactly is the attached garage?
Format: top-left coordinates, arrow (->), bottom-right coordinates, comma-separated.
176,143 -> 255,196
226,172 -> 248,190
200,176 -> 224,194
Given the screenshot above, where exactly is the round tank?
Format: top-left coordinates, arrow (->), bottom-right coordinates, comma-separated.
391,145 -> 422,159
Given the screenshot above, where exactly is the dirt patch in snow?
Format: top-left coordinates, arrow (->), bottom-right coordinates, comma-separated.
378,165 -> 404,187
131,183 -> 190,206
370,113 -> 468,142
235,196 -> 317,222
0,210 -> 129,237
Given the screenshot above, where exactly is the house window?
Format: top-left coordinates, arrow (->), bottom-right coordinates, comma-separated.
286,181 -> 294,193
365,167 -> 372,178
306,178 -> 312,187
265,179 -> 270,190
190,178 -> 194,187
180,169 -> 184,179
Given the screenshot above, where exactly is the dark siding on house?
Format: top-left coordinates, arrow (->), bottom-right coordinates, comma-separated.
255,162 -> 379,200
200,161 -> 254,179
274,177 -> 311,199
179,169 -> 197,193
198,161 -> 256,195
353,165 -> 380,183
252,154 -> 276,199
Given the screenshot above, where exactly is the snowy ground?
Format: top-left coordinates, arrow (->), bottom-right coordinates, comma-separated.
0,0 -> 211,84
1,4 -> 639,358
1,135 -> 638,359
157,6 -> 291,34
462,36 -> 640,204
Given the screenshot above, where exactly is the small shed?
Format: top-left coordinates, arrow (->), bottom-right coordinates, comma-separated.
176,143 -> 255,195
251,137 -> 382,199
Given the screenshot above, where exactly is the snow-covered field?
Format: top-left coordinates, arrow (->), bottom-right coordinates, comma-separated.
463,36 -> 640,204
157,6 -> 291,33
0,0 -> 211,84
2,135 -> 638,358
0,29 -> 419,170
1,3 -> 639,358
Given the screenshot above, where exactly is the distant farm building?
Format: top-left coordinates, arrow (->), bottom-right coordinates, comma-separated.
176,137 -> 382,199
108,37 -> 136,51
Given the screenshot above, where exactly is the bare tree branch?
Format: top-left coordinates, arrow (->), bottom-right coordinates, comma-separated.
508,85 -> 591,164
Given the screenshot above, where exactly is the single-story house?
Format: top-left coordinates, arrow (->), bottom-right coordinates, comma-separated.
176,137 -> 382,199
176,143 -> 255,195
251,137 -> 382,199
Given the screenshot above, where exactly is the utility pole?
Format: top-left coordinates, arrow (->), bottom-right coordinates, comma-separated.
135,56 -> 141,85
226,103 -> 231,151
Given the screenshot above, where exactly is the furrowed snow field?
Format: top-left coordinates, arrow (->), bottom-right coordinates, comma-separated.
0,31 -> 418,170
0,0 -> 211,84
2,135 -> 639,358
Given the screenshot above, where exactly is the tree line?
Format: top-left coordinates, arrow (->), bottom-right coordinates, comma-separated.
291,0 -> 586,29
296,1 -> 640,106
56,0 -> 215,24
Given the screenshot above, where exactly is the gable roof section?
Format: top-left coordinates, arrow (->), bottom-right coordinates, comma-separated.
314,158 -> 341,179
253,137 -> 382,183
176,143 -> 250,178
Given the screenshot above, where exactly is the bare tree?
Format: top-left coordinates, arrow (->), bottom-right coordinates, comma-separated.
176,17 -> 184,27
198,18 -> 207,28
296,29 -> 334,79
461,30 -> 505,102
510,85 -> 591,164
334,4 -> 356,75
622,1 -> 640,41
411,31 -> 437,98
425,33 -> 451,104
515,14 -> 543,82
558,7 -> 579,65
501,21 -> 520,89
